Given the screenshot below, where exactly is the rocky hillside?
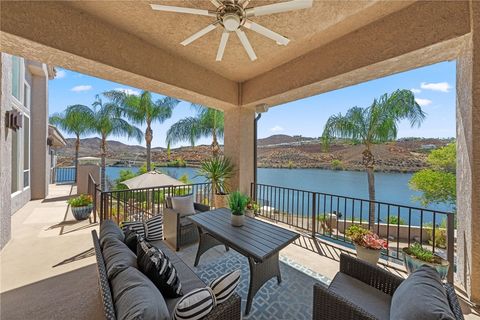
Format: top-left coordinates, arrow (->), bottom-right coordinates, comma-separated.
55,136 -> 453,173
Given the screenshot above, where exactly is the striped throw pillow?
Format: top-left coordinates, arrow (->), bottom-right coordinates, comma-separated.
138,247 -> 183,298
209,270 -> 241,304
145,215 -> 163,241
173,287 -> 215,320
120,221 -> 145,237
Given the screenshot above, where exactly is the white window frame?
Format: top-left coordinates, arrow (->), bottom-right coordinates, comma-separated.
23,114 -> 31,191
11,56 -> 24,105
10,111 -> 21,196
23,81 -> 31,110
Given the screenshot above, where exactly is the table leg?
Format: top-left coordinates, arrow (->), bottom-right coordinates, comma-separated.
245,252 -> 282,315
193,227 -> 226,267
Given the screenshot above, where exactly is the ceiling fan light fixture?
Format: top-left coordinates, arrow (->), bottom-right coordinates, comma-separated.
223,14 -> 241,32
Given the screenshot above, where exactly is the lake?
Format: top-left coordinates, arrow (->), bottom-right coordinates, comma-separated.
105,166 -> 453,214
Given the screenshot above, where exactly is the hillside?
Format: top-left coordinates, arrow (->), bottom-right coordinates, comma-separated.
55,135 -> 453,173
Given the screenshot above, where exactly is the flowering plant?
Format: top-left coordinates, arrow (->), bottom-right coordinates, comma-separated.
346,225 -> 387,250
67,194 -> 93,207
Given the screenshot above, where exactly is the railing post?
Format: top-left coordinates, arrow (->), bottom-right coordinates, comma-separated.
446,213 -> 454,283
312,193 -> 316,237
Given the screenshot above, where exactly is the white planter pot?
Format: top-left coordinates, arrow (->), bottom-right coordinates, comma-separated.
231,214 -> 244,227
355,244 -> 381,265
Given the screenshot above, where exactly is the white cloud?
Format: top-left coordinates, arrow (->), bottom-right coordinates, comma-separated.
415,98 -> 432,107
71,85 -> 92,92
55,70 -> 66,79
270,125 -> 285,133
420,82 -> 451,93
410,88 -> 421,94
114,87 -> 140,96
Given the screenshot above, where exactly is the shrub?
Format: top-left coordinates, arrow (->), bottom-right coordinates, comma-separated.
331,159 -> 344,170
388,216 -> 406,225
67,194 -> 93,207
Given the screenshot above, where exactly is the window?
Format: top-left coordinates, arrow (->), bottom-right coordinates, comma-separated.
23,116 -> 30,189
11,56 -> 22,101
11,127 -> 19,193
24,82 -> 31,109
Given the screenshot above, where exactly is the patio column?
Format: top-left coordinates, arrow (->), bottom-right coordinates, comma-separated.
224,107 -> 255,195
456,0 -> 480,303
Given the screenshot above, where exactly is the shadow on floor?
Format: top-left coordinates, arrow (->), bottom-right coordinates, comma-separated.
41,195 -> 74,203
52,248 -> 95,268
0,264 -> 103,320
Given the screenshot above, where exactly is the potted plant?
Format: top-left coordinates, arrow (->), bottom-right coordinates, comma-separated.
246,199 -> 261,218
346,225 -> 387,265
228,191 -> 249,227
402,243 -> 449,280
196,156 -> 235,208
67,194 -> 93,220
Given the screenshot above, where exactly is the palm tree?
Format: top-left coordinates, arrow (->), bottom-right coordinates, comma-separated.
166,105 -> 224,156
92,95 -> 143,191
49,105 -> 95,182
322,89 -> 426,229
104,90 -> 179,171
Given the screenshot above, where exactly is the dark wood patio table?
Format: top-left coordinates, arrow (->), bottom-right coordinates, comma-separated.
188,208 -> 299,315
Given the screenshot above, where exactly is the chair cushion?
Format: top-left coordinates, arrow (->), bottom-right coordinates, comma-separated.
102,237 -> 137,280
137,245 -> 183,298
123,228 -> 139,254
171,195 -> 196,217
99,220 -> 124,247
172,287 -> 215,320
329,272 -> 392,320
390,265 -> 455,320
111,266 -> 170,320
145,214 -> 164,241
209,270 -> 241,304
120,221 -> 145,237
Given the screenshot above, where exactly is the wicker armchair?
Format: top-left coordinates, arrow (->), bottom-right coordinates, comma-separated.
163,198 -> 210,251
313,254 -> 464,320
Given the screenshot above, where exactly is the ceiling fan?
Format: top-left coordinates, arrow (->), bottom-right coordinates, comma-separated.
150,0 -> 313,61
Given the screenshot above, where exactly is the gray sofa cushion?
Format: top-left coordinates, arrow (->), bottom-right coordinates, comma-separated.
102,237 -> 137,280
111,266 -> 170,320
329,272 -> 392,320
390,265 -> 455,320
100,220 -> 125,247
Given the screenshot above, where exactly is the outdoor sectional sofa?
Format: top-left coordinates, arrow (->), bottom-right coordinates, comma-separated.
92,220 -> 241,320
313,253 -> 464,320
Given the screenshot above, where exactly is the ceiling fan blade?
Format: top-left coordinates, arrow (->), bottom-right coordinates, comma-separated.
150,4 -> 216,16
181,23 -> 218,46
245,0 -> 313,17
238,0 -> 251,8
216,31 -> 230,61
235,29 -> 257,61
243,20 -> 289,45
210,0 -> 222,8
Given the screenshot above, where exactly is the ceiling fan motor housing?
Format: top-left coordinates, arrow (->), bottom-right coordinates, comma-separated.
217,2 -> 245,32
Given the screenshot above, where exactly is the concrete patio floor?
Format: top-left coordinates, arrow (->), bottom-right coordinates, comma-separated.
0,184 -> 478,319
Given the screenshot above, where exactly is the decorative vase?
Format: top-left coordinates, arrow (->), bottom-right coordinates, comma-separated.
214,194 -> 228,208
231,213 -> 244,227
402,248 -> 450,280
71,204 -> 93,220
245,209 -> 255,218
355,244 -> 381,265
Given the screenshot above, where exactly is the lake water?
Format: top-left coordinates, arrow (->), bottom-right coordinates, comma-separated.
106,166 -> 453,215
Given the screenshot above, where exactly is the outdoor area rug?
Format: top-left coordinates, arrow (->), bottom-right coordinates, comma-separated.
190,249 -> 331,319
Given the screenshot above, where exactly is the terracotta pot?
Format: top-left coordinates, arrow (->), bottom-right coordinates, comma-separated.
71,204 -> 93,220
213,194 -> 228,208
402,248 -> 450,280
231,213 -> 244,227
355,244 -> 381,265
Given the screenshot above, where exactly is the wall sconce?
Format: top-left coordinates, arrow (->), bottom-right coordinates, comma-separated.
6,110 -> 23,131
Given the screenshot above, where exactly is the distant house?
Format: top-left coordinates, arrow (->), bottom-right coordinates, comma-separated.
421,144 -> 437,150
0,53 -> 60,249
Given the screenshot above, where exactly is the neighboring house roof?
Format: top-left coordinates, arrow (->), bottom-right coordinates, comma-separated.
48,124 -> 67,147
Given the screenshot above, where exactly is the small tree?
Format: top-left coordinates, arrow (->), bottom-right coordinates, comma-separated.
409,143 -> 456,209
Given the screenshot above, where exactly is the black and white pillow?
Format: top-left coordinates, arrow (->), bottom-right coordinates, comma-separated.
138,246 -> 183,298
209,270 -> 241,304
173,287 -> 216,320
145,215 -> 163,241
123,227 -> 139,253
136,238 -> 157,263
121,221 -> 145,237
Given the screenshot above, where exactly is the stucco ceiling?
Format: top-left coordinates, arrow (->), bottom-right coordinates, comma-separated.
67,0 -> 414,82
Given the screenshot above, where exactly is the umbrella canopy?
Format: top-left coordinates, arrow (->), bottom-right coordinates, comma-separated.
122,171 -> 185,189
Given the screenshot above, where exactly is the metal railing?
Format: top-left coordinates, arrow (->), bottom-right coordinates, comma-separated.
251,182 -> 455,282
98,183 -> 212,224
54,166 -> 77,184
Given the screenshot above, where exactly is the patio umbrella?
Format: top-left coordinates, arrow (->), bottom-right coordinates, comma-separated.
122,170 -> 185,189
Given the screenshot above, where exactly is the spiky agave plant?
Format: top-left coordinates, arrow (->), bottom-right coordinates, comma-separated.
196,156 -> 234,195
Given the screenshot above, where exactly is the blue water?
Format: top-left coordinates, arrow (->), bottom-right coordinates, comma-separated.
106,166 -> 454,225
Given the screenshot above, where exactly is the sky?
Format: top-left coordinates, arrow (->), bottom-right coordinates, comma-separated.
49,60 -> 456,148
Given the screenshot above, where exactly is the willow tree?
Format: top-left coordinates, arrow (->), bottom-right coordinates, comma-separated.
92,95 -> 143,191
322,89 -> 426,229
166,105 -> 224,156
104,90 -> 179,171
49,104 -> 95,182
